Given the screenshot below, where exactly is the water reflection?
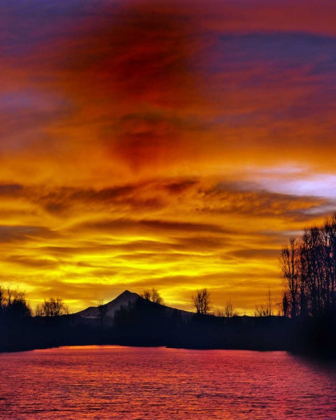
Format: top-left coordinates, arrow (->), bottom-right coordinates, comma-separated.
0,347 -> 336,419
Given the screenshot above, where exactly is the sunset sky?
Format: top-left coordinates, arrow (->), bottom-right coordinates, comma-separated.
1,0 -> 336,314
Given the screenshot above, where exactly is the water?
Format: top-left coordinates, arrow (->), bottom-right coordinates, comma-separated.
0,346 -> 336,419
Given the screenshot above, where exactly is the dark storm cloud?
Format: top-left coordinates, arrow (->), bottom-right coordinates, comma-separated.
78,218 -> 231,235
0,225 -> 59,244
0,184 -> 23,196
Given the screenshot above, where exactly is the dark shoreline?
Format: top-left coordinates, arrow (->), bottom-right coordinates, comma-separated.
1,314 -> 336,359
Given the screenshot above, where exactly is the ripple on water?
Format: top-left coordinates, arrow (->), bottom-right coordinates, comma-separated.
0,347 -> 336,419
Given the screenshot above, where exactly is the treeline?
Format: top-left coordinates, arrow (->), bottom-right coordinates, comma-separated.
0,288 -> 88,353
0,287 -> 32,320
0,284 -> 273,323
0,285 -> 313,355
0,286 -> 70,322
280,213 -> 336,319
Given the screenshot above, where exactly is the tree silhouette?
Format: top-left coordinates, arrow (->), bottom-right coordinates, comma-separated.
0,286 -> 4,317
36,297 -> 69,317
280,213 -> 336,318
254,289 -> 273,317
141,288 -> 164,304
280,238 -> 299,319
0,287 -> 31,320
254,304 -> 269,317
282,292 -> 289,317
192,288 -> 211,315
224,300 -> 236,318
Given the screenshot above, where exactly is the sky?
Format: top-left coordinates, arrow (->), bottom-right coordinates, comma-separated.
1,0 -> 336,314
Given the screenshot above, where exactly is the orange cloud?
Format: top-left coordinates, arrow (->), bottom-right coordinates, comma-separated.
0,0 -> 335,313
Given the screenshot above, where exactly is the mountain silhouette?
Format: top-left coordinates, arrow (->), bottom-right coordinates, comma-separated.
75,290 -> 140,319
74,290 -> 193,323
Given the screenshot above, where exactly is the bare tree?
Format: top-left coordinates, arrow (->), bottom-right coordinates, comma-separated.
254,304 -> 268,317
192,288 -> 211,315
38,297 -> 68,317
7,287 -> 12,307
282,292 -> 289,317
0,286 -> 4,316
280,238 -> 299,319
0,287 -> 31,318
142,290 -> 151,300
224,299 -> 236,318
5,288 -> 31,318
279,214 -> 336,319
35,304 -> 43,317
141,288 -> 164,305
267,288 -> 273,316
254,289 -> 274,317
151,288 -> 164,304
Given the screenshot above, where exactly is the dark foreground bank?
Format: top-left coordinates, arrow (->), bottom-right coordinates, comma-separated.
1,298 -> 336,358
